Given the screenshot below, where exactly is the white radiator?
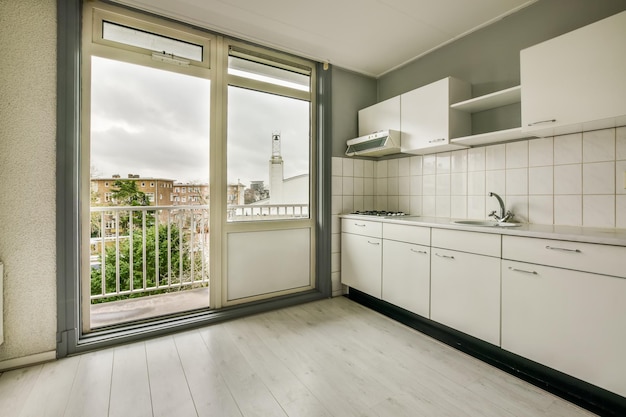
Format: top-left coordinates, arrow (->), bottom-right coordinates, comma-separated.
0,262 -> 3,345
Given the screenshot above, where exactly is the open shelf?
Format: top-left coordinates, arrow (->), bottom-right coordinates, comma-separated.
451,127 -> 535,146
451,86 -> 521,113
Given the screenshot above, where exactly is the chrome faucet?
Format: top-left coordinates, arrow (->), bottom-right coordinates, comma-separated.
488,192 -> 514,223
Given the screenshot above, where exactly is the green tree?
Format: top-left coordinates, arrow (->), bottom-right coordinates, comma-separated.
110,179 -> 153,232
110,179 -> 149,206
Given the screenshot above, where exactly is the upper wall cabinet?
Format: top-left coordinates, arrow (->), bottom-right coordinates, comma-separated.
401,77 -> 471,154
358,96 -> 401,136
521,11 -> 626,137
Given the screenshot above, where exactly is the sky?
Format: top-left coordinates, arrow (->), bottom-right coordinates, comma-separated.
90,56 -> 310,187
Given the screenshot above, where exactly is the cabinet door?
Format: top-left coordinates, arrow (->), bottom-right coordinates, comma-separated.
401,77 -> 470,154
341,233 -> 382,298
431,248 -> 500,345
358,96 -> 400,136
521,11 -> 626,136
382,240 -> 430,317
502,260 -> 626,397
400,79 -> 449,151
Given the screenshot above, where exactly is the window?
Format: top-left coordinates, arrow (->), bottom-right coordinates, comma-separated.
102,21 -> 203,62
227,48 -> 312,222
76,1 -> 317,340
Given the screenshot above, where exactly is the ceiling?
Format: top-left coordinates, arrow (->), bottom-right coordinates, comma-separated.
113,0 -> 537,77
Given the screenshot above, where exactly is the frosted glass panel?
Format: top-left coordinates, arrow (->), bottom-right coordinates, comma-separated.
227,228 -> 311,300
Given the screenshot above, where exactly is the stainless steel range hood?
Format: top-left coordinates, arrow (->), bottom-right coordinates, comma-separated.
345,130 -> 400,157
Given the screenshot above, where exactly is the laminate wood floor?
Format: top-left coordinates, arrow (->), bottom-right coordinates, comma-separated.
0,297 -> 597,417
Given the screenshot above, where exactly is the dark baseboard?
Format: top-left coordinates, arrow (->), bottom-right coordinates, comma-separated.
346,289 -> 626,417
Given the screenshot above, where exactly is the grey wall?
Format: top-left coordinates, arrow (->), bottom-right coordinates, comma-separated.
329,0 -> 626,152
378,0 -> 626,100
330,67 -> 377,157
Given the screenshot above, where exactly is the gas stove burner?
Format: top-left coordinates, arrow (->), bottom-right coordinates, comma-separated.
352,210 -> 408,217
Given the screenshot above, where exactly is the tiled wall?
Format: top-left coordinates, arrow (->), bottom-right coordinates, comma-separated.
330,126 -> 626,296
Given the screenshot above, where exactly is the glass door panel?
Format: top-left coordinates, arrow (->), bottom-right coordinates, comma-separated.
87,56 -> 211,330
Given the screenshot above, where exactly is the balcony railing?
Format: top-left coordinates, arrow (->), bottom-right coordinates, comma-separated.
90,203 -> 307,303
90,205 -> 210,302
227,203 -> 309,221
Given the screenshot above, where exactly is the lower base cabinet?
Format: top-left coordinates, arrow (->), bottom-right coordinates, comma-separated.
341,232 -> 382,298
431,248 -> 501,346
502,260 -> 626,397
382,239 -> 430,317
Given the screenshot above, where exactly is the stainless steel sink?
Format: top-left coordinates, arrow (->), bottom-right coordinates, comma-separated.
451,220 -> 520,227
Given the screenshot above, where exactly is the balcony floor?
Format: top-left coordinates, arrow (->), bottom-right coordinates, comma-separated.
90,287 -> 209,328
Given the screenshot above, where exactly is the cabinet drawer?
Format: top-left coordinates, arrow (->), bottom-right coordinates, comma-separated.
383,223 -> 430,245
431,228 -> 501,257
502,236 -> 626,278
341,219 -> 382,238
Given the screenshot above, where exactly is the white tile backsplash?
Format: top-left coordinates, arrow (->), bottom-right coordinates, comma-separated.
506,141 -> 528,169
398,158 -> 410,176
529,166 -> 553,195
583,195 -> 615,228
423,154 -> 436,175
505,168 -> 528,196
342,158 -> 354,177
583,129 -> 615,163
529,195 -> 553,225
436,152 -> 451,174
409,155 -> 423,175
617,195 -> 626,228
353,159 -> 364,178
331,126 -> 624,228
554,164 -> 582,195
616,160 -> 626,195
486,144 -> 506,170
583,162 -> 614,195
528,137 -> 553,167
554,133 -> 582,165
554,195 -> 582,226
617,127 -> 626,161
468,147 -> 486,172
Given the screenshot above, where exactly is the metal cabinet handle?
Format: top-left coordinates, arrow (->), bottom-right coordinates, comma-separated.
545,245 -> 581,253
435,253 -> 454,259
354,223 -> 366,227
367,241 -> 380,246
508,266 -> 537,275
428,138 -> 445,143
410,249 -> 428,254
527,119 -> 556,126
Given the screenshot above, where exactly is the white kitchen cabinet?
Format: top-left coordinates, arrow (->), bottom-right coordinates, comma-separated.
382,224 -> 431,317
502,258 -> 626,397
521,11 -> 626,137
400,77 -> 471,154
430,229 -> 501,345
449,86 -> 536,146
358,95 -> 400,136
341,219 -> 382,298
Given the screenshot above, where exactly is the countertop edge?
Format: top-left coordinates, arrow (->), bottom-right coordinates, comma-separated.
339,215 -> 626,246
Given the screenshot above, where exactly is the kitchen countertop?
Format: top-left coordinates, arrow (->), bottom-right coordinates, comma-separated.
339,214 -> 626,246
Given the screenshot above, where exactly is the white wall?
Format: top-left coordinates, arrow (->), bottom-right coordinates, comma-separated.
0,0 -> 58,367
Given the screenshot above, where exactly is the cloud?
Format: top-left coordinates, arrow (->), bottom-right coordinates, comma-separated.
90,56 -> 309,188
